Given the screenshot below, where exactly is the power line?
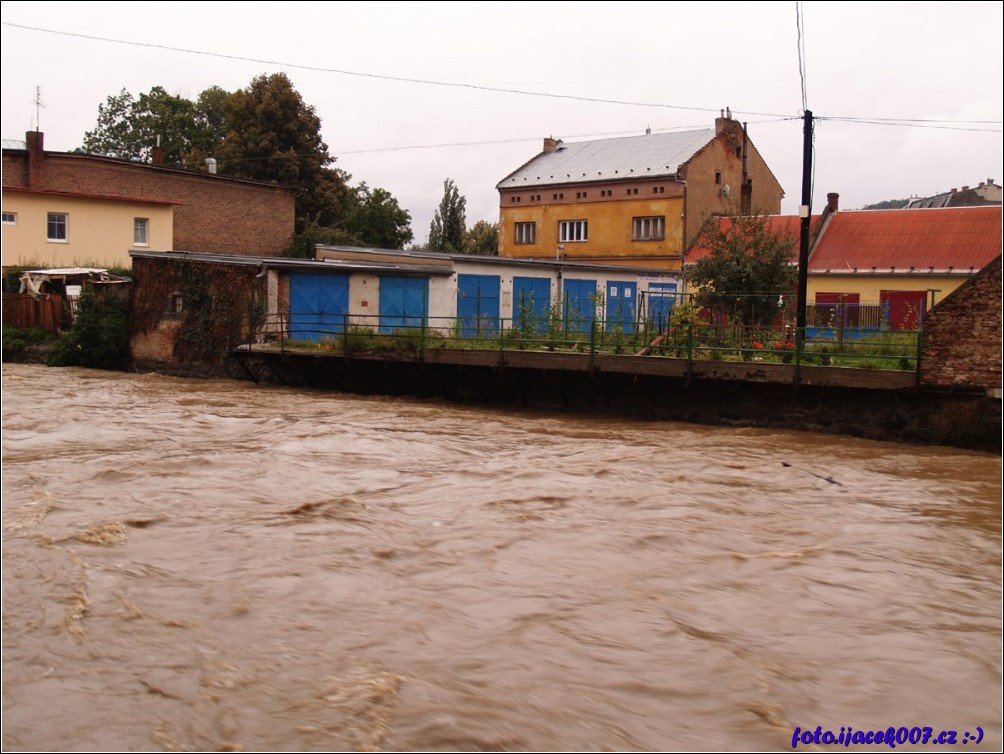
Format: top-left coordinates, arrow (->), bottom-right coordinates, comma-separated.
336,120 -> 797,155
819,117 -> 1002,133
1,21 -> 789,119
4,21 -> 997,134
824,115 -> 1001,125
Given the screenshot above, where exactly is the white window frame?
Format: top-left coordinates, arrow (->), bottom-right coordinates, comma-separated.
514,222 -> 536,245
1,211 -> 16,225
47,212 -> 68,242
632,216 -> 665,241
558,219 -> 588,243
134,217 -> 150,246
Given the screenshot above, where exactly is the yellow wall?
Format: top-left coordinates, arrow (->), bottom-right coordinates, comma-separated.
499,195 -> 684,270
808,274 -> 970,307
1,192 -> 173,269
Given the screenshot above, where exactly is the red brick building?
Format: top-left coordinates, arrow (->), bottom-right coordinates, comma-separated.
2,131 -> 295,268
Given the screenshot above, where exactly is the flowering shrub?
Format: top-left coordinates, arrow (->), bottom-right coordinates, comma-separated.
772,339 -> 796,363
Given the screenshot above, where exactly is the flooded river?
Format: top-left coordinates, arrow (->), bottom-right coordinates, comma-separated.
2,363 -> 1000,751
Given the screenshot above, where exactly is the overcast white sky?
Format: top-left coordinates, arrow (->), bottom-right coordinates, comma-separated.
2,1 -> 1002,244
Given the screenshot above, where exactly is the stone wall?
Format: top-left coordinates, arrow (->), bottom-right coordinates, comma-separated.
921,256 -> 1002,392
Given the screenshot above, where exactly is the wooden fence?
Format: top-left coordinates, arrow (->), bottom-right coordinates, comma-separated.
2,293 -> 65,332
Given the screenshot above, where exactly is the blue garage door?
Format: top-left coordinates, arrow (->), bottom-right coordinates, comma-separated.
605,280 -> 637,334
512,276 -> 551,334
457,274 -> 500,337
289,272 -> 349,341
379,277 -> 428,333
563,278 -> 596,333
647,282 -> 678,333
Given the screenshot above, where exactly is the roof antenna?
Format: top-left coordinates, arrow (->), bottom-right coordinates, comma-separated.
33,85 -> 46,131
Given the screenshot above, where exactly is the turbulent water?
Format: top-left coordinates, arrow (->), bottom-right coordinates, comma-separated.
1,363 -> 1000,752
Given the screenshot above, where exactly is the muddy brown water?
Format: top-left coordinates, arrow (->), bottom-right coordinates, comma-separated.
2,363 -> 1000,751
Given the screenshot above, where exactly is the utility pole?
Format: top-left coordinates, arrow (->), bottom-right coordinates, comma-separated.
796,110 -> 814,333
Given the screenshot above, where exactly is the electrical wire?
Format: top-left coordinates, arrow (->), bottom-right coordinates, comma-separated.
1,21 -> 789,119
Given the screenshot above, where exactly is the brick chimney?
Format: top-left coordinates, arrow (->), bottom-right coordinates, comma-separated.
543,137 -> 560,154
826,192 -> 839,212
152,145 -> 165,165
26,130 -> 45,188
715,106 -> 740,136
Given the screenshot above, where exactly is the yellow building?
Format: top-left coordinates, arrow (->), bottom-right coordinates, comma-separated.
496,112 -> 783,270
2,188 -> 176,270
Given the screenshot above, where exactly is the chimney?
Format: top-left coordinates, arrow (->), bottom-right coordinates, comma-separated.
961,185 -> 970,192
26,130 -> 45,188
826,192 -> 839,212
151,134 -> 165,165
715,106 -> 739,136
205,157 -> 217,174
543,137 -> 559,154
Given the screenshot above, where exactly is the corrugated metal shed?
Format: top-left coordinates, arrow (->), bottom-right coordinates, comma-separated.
497,129 -> 715,189
809,206 -> 1002,274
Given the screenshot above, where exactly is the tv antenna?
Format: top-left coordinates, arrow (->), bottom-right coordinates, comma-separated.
33,85 -> 47,131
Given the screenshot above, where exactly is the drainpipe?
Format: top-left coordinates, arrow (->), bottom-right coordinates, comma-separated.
676,173 -> 688,295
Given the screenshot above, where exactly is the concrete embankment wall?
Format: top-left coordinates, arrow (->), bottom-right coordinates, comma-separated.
226,352 -> 1001,452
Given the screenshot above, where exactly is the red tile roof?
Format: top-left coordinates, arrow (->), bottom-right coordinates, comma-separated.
808,206 -> 1002,274
686,214 -> 819,265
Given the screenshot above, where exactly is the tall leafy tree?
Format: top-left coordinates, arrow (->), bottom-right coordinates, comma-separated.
341,184 -> 414,249
218,73 -> 349,230
462,220 -> 499,256
427,179 -> 467,253
686,213 -> 797,326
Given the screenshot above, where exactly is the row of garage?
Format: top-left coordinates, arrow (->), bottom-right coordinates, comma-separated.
280,247 -> 682,342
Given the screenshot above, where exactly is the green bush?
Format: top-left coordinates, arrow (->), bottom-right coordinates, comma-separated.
47,286 -> 130,370
3,324 -> 51,352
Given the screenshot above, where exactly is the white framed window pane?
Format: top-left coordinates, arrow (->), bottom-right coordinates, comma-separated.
134,217 -> 149,245
47,212 -> 67,241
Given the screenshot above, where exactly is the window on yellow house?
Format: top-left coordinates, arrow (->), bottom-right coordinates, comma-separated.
47,212 -> 68,241
632,216 -> 665,241
134,217 -> 150,246
559,220 -> 588,242
515,222 -> 536,245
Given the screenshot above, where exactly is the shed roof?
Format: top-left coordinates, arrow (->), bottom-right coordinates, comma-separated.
809,206 -> 1002,274
497,129 -> 715,189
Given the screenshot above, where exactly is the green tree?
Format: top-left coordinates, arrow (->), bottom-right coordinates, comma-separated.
686,212 -> 797,326
218,73 -> 349,231
428,179 -> 467,253
81,76 -> 415,246
462,220 -> 499,256
341,183 -> 414,249
82,86 -> 215,168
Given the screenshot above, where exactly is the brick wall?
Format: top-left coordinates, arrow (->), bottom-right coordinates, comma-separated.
920,256 -> 1002,391
679,126 -> 784,247
3,150 -> 295,256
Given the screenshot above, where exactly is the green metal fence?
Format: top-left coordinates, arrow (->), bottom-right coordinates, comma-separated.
248,311 -> 921,374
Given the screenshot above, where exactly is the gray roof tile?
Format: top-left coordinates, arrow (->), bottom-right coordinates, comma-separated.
497,129 -> 715,189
